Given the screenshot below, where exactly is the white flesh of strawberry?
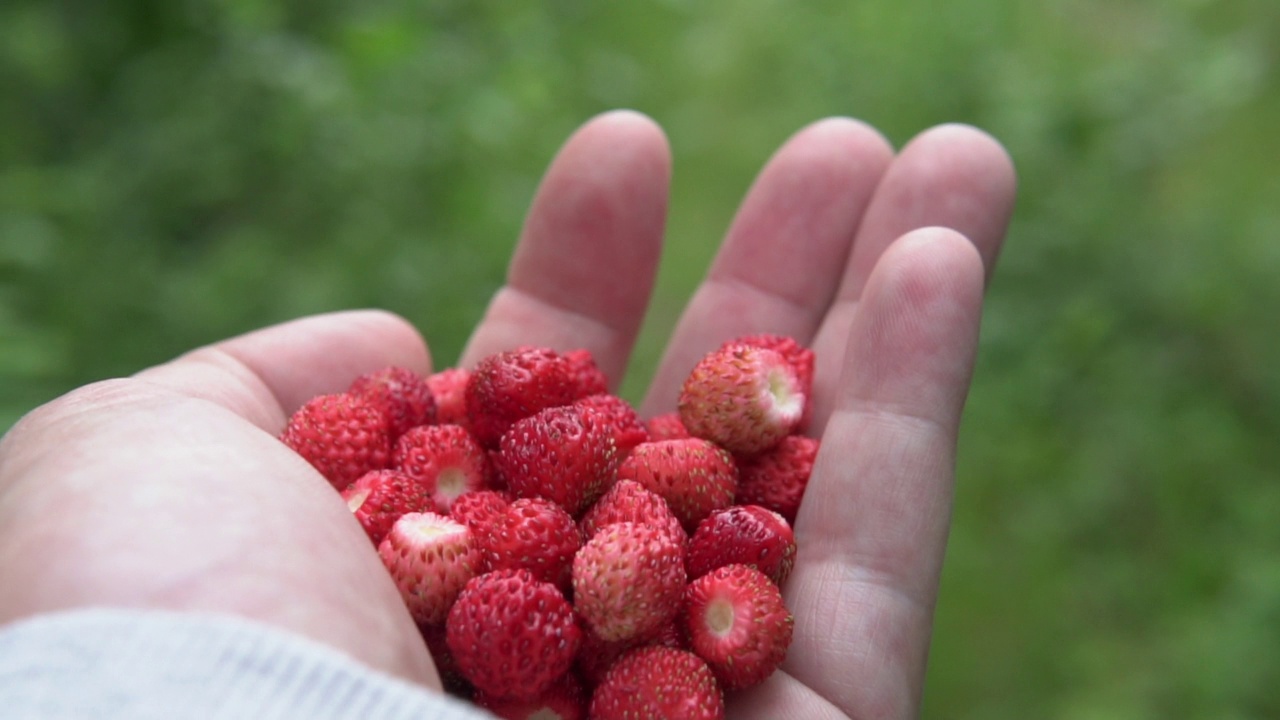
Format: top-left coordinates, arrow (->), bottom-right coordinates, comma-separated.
435,467 -> 471,506
763,365 -> 804,426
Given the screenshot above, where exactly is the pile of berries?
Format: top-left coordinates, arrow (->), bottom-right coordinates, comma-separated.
279,335 -> 820,719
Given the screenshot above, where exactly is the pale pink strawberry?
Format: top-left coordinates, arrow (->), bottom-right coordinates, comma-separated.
280,393 -> 391,490
572,521 -> 686,643
589,646 -> 724,720
644,412 -> 691,441
686,505 -> 797,587
494,404 -> 619,517
393,424 -> 491,513
723,333 -> 815,401
340,469 -> 432,546
615,439 -> 737,533
348,366 -> 437,442
734,435 -> 819,525
465,347 -> 582,448
684,563 -> 794,690
573,394 -> 648,457
485,497 -> 582,591
476,671 -> 587,720
579,479 -> 687,552
446,569 -> 582,701
564,348 -> 610,397
678,343 -> 804,456
726,333 -> 816,431
426,367 -> 471,429
377,512 -> 482,626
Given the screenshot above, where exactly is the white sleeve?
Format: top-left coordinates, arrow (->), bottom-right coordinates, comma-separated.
0,608 -> 495,720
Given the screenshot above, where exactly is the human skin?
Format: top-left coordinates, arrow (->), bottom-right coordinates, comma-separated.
0,109 -> 1015,718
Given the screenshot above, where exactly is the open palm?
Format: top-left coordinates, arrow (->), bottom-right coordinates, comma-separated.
0,110 -> 1015,719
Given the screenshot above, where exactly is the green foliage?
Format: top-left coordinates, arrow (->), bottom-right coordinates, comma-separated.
2,0 -> 1278,716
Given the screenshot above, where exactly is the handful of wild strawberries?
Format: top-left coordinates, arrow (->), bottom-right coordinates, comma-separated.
279,334 -> 820,719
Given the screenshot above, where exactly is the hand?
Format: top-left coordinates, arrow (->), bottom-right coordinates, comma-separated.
0,110 -> 1014,717
463,110 -> 1015,719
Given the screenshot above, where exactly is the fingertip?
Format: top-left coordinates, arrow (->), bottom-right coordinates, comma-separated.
795,116 -> 895,159
568,108 -> 673,176
899,123 -> 1018,241
836,226 -> 987,419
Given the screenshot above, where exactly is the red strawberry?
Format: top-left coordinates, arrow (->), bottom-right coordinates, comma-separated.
393,424 -> 491,514
426,367 -> 471,429
573,394 -> 649,457
377,512 -> 483,626
347,366 -> 437,442
485,497 -> 582,591
449,489 -> 513,537
494,404 -> 619,517
580,479 -> 687,552
684,563 -> 794,690
686,505 -> 797,587
280,392 -> 391,490
678,343 -> 804,456
340,469 -> 432,546
446,569 -> 582,701
564,348 -> 610,397
589,646 -> 725,720
644,412 -> 691,441
572,521 -> 686,643
615,439 -> 737,533
734,435 -> 819,525
465,347 -> 582,448
476,671 -> 586,720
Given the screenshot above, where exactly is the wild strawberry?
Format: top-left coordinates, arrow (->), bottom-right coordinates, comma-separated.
426,367 -> 471,429
564,348 -> 610,396
377,512 -> 482,626
686,505 -> 797,587
684,563 -> 794,690
589,646 -> 725,720
644,412 -> 690,441
476,671 -> 587,720
494,404 -> 619,517
340,469 -> 432,546
724,333 -> 815,399
572,521 -> 686,643
734,435 -> 819,525
280,393 -> 391,490
449,489 -> 513,537
615,439 -> 737,533
465,347 -> 582,448
446,569 -> 582,701
485,497 -> 582,591
347,366 -> 437,442
580,479 -> 687,552
573,394 -> 648,457
393,424 -> 491,514
727,333 -> 816,432
678,343 -> 804,456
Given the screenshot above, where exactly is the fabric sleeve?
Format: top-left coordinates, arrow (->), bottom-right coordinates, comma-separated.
0,608 -> 495,720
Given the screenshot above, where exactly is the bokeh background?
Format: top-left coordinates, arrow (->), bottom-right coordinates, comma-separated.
2,1 -> 1278,717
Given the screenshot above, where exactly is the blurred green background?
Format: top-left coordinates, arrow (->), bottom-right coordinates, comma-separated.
2,0 -> 1278,717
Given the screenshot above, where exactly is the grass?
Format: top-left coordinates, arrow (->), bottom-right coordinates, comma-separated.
2,0 -> 1278,716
